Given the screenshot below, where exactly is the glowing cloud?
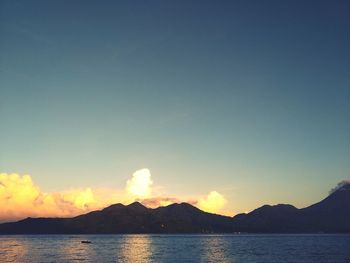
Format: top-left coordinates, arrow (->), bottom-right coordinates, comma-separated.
126,168 -> 153,198
139,197 -> 180,208
0,173 -> 41,220
0,170 -> 231,221
197,191 -> 227,214
0,173 -> 117,222
61,188 -> 96,210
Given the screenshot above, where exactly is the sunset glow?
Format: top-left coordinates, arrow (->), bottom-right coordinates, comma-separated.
0,1 -> 349,261
0,173 -> 103,221
0,171 -> 228,222
1,0 -> 349,231
198,191 -> 227,214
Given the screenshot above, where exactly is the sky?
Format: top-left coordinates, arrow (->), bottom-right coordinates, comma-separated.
1,0 -> 350,221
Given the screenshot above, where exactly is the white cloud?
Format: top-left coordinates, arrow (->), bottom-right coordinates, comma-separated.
125,168 -> 153,198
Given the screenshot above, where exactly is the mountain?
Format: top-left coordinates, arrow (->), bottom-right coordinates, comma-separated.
0,182 -> 349,234
232,183 -> 350,233
0,202 -> 234,234
297,184 -> 350,232
232,204 -> 300,232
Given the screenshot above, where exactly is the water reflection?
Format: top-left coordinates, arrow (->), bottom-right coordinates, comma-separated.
116,235 -> 153,263
2,234 -> 349,262
0,236 -> 29,262
59,236 -> 98,262
201,235 -> 232,263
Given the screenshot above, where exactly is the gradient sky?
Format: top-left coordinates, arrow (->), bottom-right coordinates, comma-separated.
1,0 -> 350,215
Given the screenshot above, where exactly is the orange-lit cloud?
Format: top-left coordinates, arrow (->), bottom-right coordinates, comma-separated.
197,191 -> 227,214
0,173 -> 122,222
0,173 -> 74,221
0,171 -> 229,222
139,197 -> 181,208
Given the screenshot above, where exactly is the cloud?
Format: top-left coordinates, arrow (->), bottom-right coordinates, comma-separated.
0,173 -> 41,220
0,170 -> 155,221
126,168 -> 153,198
60,188 -> 96,210
0,173 -> 68,221
0,170 -> 230,221
139,197 -> 180,208
197,191 -> 227,214
0,173 -> 121,222
329,180 -> 350,195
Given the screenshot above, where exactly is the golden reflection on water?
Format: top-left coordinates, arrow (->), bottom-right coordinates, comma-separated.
1,235 -> 233,262
117,235 -> 153,263
201,236 -> 231,263
59,237 -> 98,261
0,237 -> 29,262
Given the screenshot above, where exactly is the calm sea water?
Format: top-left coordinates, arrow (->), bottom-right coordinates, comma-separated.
0,234 -> 349,263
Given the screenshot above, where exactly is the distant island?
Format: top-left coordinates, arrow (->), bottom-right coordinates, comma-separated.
1,182 -> 349,234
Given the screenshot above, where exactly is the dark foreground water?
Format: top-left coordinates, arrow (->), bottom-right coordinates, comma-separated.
0,234 -> 350,263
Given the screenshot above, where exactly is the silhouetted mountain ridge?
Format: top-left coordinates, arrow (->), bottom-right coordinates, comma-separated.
0,183 -> 349,234
233,184 -> 350,233
0,202 -> 234,234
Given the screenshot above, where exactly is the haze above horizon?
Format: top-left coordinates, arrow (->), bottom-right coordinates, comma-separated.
1,0 -> 349,221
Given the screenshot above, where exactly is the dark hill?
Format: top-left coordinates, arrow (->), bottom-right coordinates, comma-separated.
297,187 -> 350,232
0,202 -> 234,234
232,184 -> 350,233
232,204 -> 299,232
1,182 -> 350,234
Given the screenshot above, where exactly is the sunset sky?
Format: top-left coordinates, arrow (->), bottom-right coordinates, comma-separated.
1,0 -> 349,221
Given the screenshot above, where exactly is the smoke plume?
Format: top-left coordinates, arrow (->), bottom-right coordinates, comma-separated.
329,180 -> 350,195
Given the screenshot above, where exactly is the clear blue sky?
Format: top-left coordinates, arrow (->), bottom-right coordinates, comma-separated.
1,0 -> 349,213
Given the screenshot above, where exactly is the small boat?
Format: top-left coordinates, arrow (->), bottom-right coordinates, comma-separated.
81,240 -> 92,244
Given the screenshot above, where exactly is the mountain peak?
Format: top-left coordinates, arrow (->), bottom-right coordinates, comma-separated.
329,180 -> 350,195
166,202 -> 197,209
127,201 -> 148,211
102,203 -> 125,212
250,204 -> 298,216
2,182 -> 350,234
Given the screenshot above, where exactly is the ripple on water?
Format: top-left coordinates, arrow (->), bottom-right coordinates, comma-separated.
0,235 -> 350,263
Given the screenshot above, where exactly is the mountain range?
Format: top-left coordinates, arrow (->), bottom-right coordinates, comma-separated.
1,182 -> 349,234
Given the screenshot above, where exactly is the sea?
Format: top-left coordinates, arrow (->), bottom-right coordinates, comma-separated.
0,234 -> 350,263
